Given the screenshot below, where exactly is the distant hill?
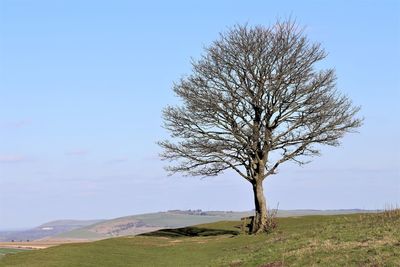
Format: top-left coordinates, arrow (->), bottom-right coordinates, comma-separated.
53,210 -> 254,240
51,209 -> 377,241
1,210 -> 398,266
38,220 -> 103,228
1,209 -> 377,242
0,220 -> 103,242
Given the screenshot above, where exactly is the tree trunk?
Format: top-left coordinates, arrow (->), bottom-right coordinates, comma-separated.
251,180 -> 268,234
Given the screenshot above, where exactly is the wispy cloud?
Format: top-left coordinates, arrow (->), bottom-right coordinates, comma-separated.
0,155 -> 27,163
1,119 -> 31,129
105,157 -> 129,164
65,149 -> 88,156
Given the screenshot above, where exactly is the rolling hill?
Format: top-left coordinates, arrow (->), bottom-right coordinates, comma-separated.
1,209 -> 377,242
52,209 -> 377,241
52,210 -> 254,240
0,220 -> 103,242
1,210 -> 398,266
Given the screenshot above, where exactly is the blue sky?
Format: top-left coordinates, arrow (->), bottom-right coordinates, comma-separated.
0,0 -> 399,229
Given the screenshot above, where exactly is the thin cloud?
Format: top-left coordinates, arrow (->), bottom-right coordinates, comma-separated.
0,155 -> 27,163
65,149 -> 88,156
1,119 -> 31,129
105,157 -> 129,164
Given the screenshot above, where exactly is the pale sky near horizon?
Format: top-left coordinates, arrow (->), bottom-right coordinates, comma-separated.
0,0 -> 399,229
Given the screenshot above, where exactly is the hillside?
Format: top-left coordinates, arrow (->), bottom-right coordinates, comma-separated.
38,220 -> 104,228
53,209 -> 375,240
0,220 -> 103,242
1,210 -> 398,266
53,210 -> 253,240
1,210 -> 377,242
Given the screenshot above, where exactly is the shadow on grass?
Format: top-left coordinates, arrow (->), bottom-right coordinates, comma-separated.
138,226 -> 239,238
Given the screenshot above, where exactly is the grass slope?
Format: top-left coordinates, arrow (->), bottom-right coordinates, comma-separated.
38,220 -> 104,228
55,211 -> 253,240
54,210 -> 375,240
0,220 -> 105,242
1,211 -> 399,266
0,249 -> 24,258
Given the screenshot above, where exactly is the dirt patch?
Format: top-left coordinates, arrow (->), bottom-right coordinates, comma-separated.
259,261 -> 284,267
0,240 -> 90,250
169,240 -> 183,243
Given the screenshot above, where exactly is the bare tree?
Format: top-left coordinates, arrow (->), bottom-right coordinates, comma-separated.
159,21 -> 362,233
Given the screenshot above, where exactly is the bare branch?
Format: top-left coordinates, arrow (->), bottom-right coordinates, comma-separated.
159,21 -> 362,184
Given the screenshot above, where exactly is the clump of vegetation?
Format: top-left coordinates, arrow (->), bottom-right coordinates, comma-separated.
381,206 -> 400,218
241,208 -> 278,234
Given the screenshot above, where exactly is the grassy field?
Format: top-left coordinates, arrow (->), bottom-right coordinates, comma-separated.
54,210 -> 370,241
54,211 -> 254,240
0,211 -> 399,266
0,248 -> 25,258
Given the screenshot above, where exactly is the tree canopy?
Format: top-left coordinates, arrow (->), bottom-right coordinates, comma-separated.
159,21 -> 362,233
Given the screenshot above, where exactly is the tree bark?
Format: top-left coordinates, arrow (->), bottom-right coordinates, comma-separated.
251,180 -> 268,233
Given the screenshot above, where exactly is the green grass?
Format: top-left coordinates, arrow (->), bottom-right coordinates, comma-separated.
0,248 -> 25,258
131,212 -> 250,227
1,211 -> 399,266
54,211 -> 254,239
55,228 -> 105,239
52,210 -> 377,240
